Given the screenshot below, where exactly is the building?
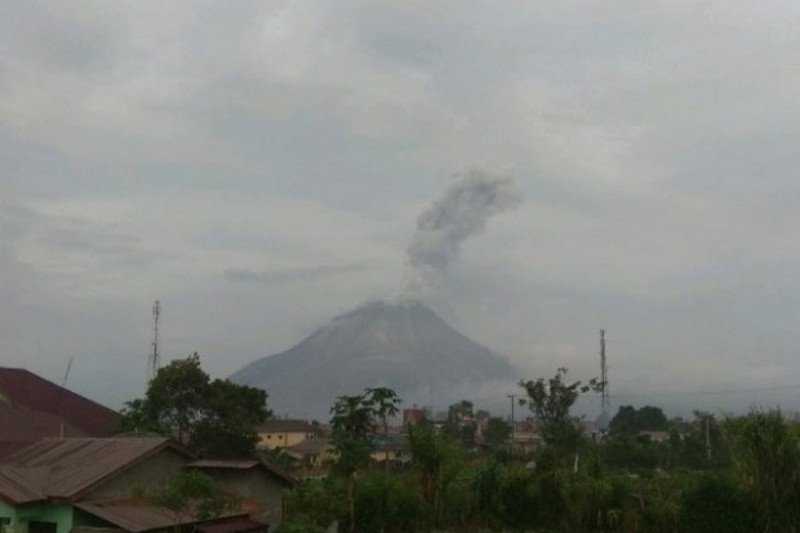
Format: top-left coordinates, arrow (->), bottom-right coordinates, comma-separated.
0,438 -> 290,533
255,420 -> 319,450
402,407 -> 426,427
0,368 -> 120,459
285,439 -> 335,473
186,460 -> 295,525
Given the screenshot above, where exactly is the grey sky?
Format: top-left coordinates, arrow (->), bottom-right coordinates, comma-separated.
3,1 -> 800,415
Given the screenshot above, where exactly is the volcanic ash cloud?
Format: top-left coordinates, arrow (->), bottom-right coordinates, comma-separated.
404,169 -> 522,296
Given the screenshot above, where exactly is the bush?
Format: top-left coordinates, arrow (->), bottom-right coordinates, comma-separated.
680,475 -> 757,533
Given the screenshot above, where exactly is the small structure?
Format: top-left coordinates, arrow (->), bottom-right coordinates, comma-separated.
402,407 -> 426,427
0,439 -> 280,533
255,420 -> 319,450
186,460 -> 296,525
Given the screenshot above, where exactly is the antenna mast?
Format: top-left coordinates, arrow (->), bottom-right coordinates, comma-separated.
150,300 -> 161,380
600,329 -> 609,417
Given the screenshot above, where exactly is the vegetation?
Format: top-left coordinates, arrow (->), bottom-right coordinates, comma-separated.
120,353 -> 270,458
279,370 -> 800,533
147,470 -> 241,522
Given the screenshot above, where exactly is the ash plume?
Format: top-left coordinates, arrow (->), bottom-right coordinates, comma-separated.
404,169 -> 522,295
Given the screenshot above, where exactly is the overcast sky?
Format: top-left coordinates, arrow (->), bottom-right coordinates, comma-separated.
4,1 -> 800,415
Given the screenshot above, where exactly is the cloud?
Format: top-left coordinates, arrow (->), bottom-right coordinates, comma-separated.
2,0 -> 800,415
225,263 -> 371,285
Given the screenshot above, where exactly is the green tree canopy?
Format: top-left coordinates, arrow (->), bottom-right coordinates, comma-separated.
519,368 -> 600,455
120,353 -> 270,458
609,405 -> 669,435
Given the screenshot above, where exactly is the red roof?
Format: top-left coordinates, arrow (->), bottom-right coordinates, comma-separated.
0,404 -> 87,459
0,368 -> 120,436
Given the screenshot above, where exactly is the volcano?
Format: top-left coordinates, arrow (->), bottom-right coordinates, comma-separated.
230,300 -> 516,418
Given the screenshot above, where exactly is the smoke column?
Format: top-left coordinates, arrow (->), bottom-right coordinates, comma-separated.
404,169 -> 522,296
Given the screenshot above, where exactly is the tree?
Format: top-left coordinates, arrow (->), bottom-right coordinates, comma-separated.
726,409 -> 800,530
407,421 -> 464,528
445,400 -> 476,448
330,393 -> 377,533
484,417 -> 512,450
519,368 -> 600,456
149,470 -> 241,526
120,353 -> 270,457
609,405 -> 668,435
366,387 -> 401,467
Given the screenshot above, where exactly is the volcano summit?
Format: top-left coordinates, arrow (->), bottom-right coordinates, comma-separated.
230,300 -> 516,418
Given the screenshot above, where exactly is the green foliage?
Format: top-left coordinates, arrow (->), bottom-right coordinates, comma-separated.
679,474 -> 757,533
609,405 -> 668,435
407,421 -> 466,528
120,353 -> 270,458
484,417 -> 511,450
149,470 -> 240,521
726,409 -> 800,531
519,367 -> 600,456
282,477 -> 346,531
354,471 -> 421,533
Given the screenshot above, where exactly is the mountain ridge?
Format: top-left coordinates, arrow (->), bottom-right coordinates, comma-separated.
230,300 -> 516,418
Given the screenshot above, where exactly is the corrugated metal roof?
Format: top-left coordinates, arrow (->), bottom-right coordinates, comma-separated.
75,499 -> 249,533
1,438 -> 185,502
187,460 -> 260,469
0,368 -> 119,436
0,404 -> 87,459
0,465 -> 47,504
197,517 -> 268,533
256,420 -> 317,434
187,459 -> 297,487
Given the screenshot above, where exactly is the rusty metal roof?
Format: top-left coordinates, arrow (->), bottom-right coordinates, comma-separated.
0,465 -> 47,504
75,499 -> 250,533
0,438 -> 188,503
256,419 -> 318,434
0,368 -> 120,436
0,404 -> 87,459
187,460 -> 260,469
197,517 -> 268,533
187,459 -> 297,487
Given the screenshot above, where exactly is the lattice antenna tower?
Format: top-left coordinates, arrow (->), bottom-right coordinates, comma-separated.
150,300 -> 161,381
600,329 -> 609,416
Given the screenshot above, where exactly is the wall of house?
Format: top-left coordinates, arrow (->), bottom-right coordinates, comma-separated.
0,502 -> 74,533
199,469 -> 287,527
83,448 -> 188,500
257,432 -> 313,450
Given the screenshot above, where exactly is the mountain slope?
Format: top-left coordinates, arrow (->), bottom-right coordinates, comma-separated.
230,300 -> 515,418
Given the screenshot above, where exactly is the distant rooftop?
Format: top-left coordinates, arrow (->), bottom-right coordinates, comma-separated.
0,367 -> 120,436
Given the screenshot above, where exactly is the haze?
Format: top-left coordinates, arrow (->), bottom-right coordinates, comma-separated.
3,1 -> 800,416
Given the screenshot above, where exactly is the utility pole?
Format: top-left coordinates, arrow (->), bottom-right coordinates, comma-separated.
150,300 -> 161,381
705,415 -> 712,463
507,393 -> 517,454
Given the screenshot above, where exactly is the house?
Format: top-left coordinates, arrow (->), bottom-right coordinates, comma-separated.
637,430 -> 670,443
0,368 -> 120,459
0,438 -> 287,533
186,460 -> 296,525
402,407 -> 426,427
284,439 -> 335,480
255,420 -> 319,450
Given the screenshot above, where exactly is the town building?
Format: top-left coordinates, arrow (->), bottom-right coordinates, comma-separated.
255,420 -> 320,450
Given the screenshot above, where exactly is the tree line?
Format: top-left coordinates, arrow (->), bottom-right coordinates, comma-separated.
120,355 -> 800,532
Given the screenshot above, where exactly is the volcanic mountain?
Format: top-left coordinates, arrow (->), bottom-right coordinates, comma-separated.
230,300 -> 516,418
